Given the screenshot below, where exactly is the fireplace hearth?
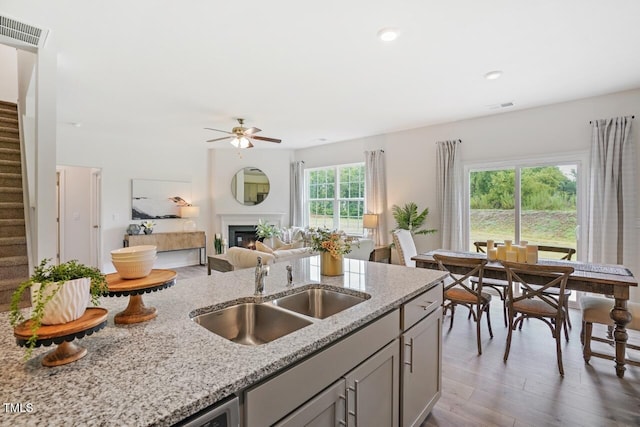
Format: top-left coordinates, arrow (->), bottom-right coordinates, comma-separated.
229,225 -> 259,249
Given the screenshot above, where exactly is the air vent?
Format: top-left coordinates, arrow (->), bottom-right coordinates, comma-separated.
487,102 -> 515,110
0,15 -> 49,51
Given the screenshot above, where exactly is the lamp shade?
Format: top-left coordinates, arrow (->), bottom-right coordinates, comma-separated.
363,213 -> 379,229
180,206 -> 200,218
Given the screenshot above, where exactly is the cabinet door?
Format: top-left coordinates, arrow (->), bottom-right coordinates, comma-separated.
401,309 -> 442,427
345,339 -> 399,427
275,379 -> 346,427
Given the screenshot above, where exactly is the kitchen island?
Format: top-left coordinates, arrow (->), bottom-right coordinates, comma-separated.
0,256 -> 445,426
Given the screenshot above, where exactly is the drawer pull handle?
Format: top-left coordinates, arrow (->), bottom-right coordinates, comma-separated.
418,300 -> 439,313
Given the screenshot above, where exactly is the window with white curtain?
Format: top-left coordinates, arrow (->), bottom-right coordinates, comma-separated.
306,163 -> 365,235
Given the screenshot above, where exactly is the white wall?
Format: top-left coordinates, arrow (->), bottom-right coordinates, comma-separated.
0,44 -> 18,102
57,128 -> 210,271
209,147 -> 294,237
295,89 -> 640,301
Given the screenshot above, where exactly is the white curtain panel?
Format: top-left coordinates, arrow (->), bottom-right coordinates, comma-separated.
436,140 -> 464,251
365,150 -> 388,245
290,161 -> 306,227
587,116 -> 635,265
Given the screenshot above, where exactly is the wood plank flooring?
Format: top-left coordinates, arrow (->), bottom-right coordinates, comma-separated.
172,265 -> 640,427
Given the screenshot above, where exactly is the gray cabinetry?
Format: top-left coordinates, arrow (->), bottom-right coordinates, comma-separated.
275,379 -> 347,427
345,339 -> 399,427
400,283 -> 443,427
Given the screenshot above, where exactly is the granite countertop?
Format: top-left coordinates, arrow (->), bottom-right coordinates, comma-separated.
0,256 -> 445,426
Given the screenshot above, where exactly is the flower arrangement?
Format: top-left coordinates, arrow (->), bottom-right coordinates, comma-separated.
140,220 -> 156,230
255,219 -> 281,239
308,227 -> 358,259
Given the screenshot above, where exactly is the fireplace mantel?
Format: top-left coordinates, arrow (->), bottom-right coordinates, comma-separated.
218,212 -> 285,242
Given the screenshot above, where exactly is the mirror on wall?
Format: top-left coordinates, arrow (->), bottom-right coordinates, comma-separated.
231,167 -> 270,206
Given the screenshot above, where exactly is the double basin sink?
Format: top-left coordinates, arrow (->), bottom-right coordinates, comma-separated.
192,287 -> 370,346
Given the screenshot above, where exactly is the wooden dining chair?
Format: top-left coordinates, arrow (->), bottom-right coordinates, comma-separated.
471,241 -> 510,327
523,245 -> 576,330
580,296 -> 640,367
392,229 -> 417,268
433,254 -> 493,355
500,261 -> 574,376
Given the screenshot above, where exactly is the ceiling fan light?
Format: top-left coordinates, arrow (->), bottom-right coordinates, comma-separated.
230,136 -> 252,149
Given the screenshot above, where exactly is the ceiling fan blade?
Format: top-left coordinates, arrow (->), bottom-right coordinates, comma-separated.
206,136 -> 233,143
204,127 -> 233,134
247,141 -> 254,148
251,135 -> 282,143
244,127 -> 262,135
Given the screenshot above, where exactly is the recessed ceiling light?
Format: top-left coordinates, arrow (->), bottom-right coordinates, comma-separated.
377,28 -> 398,42
484,70 -> 503,80
70,122 -> 82,127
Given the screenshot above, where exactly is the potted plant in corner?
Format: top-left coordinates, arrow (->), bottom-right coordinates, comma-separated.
255,219 -> 281,248
390,202 -> 437,261
9,259 -> 109,357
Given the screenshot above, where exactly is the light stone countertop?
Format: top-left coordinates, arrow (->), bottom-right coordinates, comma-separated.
0,256 -> 445,426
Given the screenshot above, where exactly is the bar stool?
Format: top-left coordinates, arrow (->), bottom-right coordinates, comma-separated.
580,296 -> 640,367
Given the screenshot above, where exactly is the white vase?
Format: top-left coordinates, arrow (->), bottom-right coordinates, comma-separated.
30,278 -> 91,325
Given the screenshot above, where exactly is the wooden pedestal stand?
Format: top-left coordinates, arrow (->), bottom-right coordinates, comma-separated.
106,269 -> 177,324
14,307 -> 108,367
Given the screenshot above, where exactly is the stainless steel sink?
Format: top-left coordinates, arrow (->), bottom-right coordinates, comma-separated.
193,303 -> 313,346
271,288 -> 369,319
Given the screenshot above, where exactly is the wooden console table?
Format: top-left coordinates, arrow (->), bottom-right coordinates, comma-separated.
124,231 -> 206,265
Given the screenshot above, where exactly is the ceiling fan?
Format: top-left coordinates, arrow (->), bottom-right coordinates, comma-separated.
204,118 -> 282,148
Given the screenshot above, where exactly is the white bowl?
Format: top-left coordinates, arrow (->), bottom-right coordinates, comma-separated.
113,257 -> 156,279
111,252 -> 157,262
111,245 -> 157,258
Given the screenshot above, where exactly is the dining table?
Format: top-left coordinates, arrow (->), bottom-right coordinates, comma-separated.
412,249 -> 638,378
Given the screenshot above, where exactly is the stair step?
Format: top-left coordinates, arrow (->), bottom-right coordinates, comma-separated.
0,255 -> 28,267
0,277 -> 26,292
0,159 -> 21,174
0,135 -> 19,144
0,100 -> 17,108
0,126 -> 19,135
0,218 -> 26,237
0,202 -> 24,220
0,187 -> 24,203
0,147 -> 21,162
0,236 -> 26,245
0,241 -> 27,258
0,172 -> 22,188
0,117 -> 18,129
0,108 -> 18,120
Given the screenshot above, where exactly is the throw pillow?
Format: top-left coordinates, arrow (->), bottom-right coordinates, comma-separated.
255,241 -> 274,254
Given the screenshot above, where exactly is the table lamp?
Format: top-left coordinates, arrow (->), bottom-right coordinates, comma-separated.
363,213 -> 379,241
179,206 -> 200,231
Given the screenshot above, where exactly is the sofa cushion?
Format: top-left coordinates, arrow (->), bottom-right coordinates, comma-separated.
227,247 -> 275,269
255,241 -> 274,253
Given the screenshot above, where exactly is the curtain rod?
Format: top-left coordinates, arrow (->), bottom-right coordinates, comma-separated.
589,115 -> 635,124
435,139 -> 462,144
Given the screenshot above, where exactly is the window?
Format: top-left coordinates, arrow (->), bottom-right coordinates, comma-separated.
306,163 -> 365,235
468,163 -> 579,256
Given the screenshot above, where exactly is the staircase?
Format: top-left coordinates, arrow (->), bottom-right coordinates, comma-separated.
0,100 -> 29,312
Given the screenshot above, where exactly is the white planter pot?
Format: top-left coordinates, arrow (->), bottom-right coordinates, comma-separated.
30,278 -> 91,325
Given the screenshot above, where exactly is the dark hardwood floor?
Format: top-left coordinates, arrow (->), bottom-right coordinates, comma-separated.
172,265 -> 640,427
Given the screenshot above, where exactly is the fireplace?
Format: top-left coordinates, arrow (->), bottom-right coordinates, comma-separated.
229,225 -> 259,249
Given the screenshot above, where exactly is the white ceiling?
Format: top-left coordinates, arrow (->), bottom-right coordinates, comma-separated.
2,0 -> 640,149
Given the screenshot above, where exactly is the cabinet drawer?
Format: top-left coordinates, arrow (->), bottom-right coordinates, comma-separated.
401,283 -> 442,330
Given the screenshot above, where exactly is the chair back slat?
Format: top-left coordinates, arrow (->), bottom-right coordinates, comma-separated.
500,261 -> 574,311
434,254 -> 487,302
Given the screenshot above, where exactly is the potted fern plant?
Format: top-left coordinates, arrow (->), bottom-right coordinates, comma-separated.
9,259 -> 109,356
391,202 -> 437,236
